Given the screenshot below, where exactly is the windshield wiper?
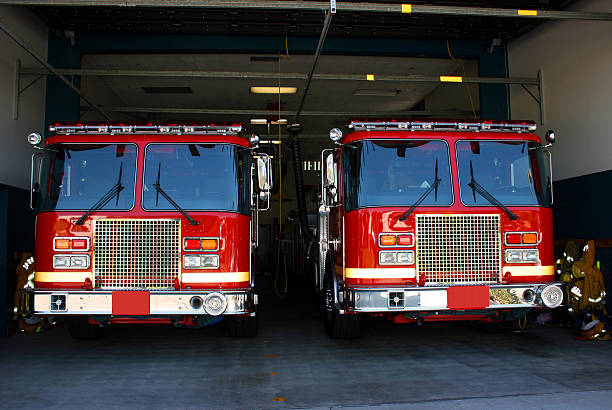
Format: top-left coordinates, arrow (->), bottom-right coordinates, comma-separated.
153,163 -> 199,226
399,159 -> 442,221
76,163 -> 124,225
468,160 -> 518,220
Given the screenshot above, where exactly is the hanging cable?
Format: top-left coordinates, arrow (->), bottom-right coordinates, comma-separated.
446,40 -> 477,120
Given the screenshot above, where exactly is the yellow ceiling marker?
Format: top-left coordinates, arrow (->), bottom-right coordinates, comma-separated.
273,397 -> 286,402
401,4 -> 412,13
518,9 -> 538,16
440,75 -> 463,83
366,74 -> 375,81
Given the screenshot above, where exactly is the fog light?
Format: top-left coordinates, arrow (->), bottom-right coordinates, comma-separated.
203,292 -> 227,316
53,255 -> 71,268
541,285 -> 563,308
522,289 -> 536,303
379,251 -> 397,265
190,296 -> 203,309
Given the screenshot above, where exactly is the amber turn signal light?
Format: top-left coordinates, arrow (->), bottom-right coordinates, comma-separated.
379,235 -> 397,246
522,233 -> 538,244
54,238 -> 71,249
201,239 -> 219,250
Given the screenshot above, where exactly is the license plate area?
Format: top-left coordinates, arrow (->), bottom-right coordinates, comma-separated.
447,286 -> 490,310
112,291 -> 150,315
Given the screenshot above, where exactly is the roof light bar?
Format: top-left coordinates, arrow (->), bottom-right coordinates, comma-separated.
347,119 -> 536,132
49,122 -> 244,136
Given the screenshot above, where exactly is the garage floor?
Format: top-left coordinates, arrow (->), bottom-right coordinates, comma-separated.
2,296 -> 612,409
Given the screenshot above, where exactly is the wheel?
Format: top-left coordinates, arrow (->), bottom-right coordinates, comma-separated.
66,316 -> 104,339
323,273 -> 362,339
227,315 -> 258,338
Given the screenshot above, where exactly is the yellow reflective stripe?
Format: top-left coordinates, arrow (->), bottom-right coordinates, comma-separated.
181,271 -> 249,283
35,271 -> 92,282
518,9 -> 538,16
345,267 -> 416,279
440,76 -> 463,83
401,4 -> 412,13
502,265 -> 554,277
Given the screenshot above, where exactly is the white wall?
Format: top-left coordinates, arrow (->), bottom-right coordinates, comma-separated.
0,5 -> 48,189
508,0 -> 612,181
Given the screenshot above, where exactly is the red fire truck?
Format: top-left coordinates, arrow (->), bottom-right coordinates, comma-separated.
317,119 -> 563,338
24,122 -> 271,338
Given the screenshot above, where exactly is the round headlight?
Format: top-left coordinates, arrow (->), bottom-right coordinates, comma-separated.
540,285 -> 563,308
203,292 -> 227,316
329,128 -> 343,142
27,132 -> 42,145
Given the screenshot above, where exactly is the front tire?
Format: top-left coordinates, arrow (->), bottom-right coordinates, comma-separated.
227,315 -> 258,338
323,273 -> 361,338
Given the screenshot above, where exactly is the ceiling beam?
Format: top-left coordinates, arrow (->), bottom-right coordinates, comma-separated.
96,106 -> 478,117
21,67 -> 540,85
2,1 -> 612,21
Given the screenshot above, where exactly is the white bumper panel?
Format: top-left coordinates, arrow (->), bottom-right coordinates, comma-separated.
350,283 -> 563,312
32,290 -> 255,315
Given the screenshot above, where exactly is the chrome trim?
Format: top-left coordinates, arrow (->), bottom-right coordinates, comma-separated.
503,231 -> 541,246
182,237 -> 220,252
31,290 -> 255,315
348,283 -> 563,312
53,236 -> 91,252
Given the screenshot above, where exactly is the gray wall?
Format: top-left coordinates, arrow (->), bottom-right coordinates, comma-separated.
0,5 -> 48,189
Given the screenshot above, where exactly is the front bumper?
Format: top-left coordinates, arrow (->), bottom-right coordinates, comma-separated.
22,289 -> 256,316
347,283 -> 563,313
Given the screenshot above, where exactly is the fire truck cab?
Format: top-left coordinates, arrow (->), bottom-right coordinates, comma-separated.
24,122 -> 271,338
318,119 -> 563,338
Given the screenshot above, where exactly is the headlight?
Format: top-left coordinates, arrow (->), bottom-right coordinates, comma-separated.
505,249 -> 539,263
540,285 -> 563,308
397,251 -> 415,264
53,254 -> 89,269
379,251 -> 397,265
183,255 -> 201,268
183,254 -> 219,269
201,255 -> 219,268
53,255 -> 71,268
522,249 -> 539,262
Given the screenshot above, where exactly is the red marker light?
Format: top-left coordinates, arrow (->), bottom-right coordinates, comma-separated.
397,235 -> 413,246
506,233 -> 522,245
72,239 -> 88,250
184,239 -> 201,250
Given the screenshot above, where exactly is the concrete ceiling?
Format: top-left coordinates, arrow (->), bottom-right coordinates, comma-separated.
80,53 -> 478,136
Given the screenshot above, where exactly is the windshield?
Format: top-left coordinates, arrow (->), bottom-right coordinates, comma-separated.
456,140 -> 552,207
342,140 -> 453,212
33,144 -> 137,211
142,143 -> 250,213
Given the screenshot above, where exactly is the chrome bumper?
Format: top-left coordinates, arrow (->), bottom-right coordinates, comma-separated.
346,283 -> 563,313
26,289 -> 256,316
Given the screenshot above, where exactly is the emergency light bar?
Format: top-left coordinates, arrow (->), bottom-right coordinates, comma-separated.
347,119 -> 536,133
49,122 -> 244,136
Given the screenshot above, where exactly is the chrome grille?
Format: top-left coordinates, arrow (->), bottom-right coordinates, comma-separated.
93,219 -> 180,289
416,214 -> 501,284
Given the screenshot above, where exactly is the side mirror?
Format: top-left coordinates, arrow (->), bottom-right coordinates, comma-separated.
257,156 -> 271,191
325,153 -> 335,186
30,153 -> 43,210
545,130 -> 555,144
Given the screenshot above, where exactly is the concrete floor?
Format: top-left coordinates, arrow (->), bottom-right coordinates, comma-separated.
1,298 -> 612,409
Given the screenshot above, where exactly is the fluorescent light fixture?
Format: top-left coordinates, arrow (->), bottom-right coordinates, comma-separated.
250,119 -> 268,125
271,119 -> 288,125
250,86 -> 298,94
353,89 -> 399,97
